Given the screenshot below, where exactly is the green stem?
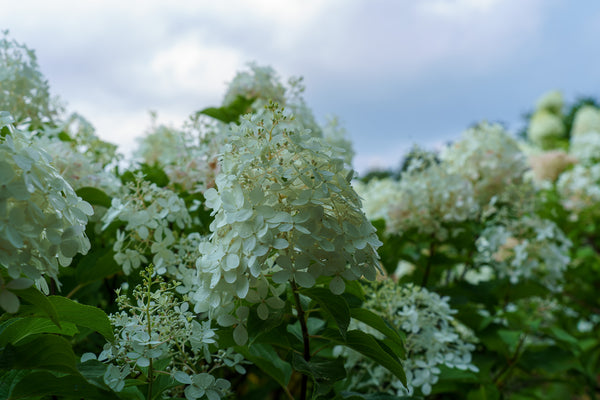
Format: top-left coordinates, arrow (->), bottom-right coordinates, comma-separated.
145,277 -> 154,400
66,283 -> 84,299
493,333 -> 527,387
291,280 -> 310,400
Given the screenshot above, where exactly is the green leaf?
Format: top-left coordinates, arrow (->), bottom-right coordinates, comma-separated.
246,306 -> 285,343
57,130 -> 74,142
197,95 -> 256,124
0,370 -> 28,400
350,308 -> 405,358
75,249 -> 122,284
324,329 -> 406,386
0,317 -> 79,346
0,335 -> 78,374
291,353 -> 346,383
8,371 -> 118,399
235,343 -> 292,388
120,163 -> 169,187
303,287 -> 350,340
48,296 -> 114,341
76,186 -> 112,208
549,327 -> 579,347
11,286 -> 60,327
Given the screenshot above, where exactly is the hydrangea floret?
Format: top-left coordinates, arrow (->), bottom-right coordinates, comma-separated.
193,104 -> 382,341
102,174 -> 191,274
476,216 -> 571,291
385,157 -> 479,240
0,112 -> 92,300
342,280 -> 479,396
556,163 -> 600,217
83,267 -> 243,399
441,122 -> 528,206
135,118 -> 223,194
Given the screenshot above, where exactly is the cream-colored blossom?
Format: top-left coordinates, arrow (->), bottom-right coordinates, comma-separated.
341,281 -> 478,396
0,113 -> 91,289
528,150 -> 576,182
352,178 -> 402,222
571,105 -> 600,136
441,123 -> 528,206
528,110 -> 566,149
476,216 -> 571,291
535,90 -> 563,115
193,105 -> 382,326
570,131 -> 600,166
385,159 -> 478,240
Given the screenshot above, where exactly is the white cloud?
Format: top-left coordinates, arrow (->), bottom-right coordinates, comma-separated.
142,36 -> 243,102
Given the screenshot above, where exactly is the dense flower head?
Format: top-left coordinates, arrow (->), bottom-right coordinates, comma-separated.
528,150 -> 576,183
352,177 -> 402,222
527,110 -> 566,149
0,31 -> 62,128
32,135 -> 121,196
102,174 -> 192,274
476,216 -> 571,291
135,117 -> 223,194
571,105 -> 600,136
0,112 -> 92,289
223,63 -> 287,109
193,104 -> 382,322
342,280 -> 478,396
556,164 -> 600,216
223,63 -> 322,138
441,123 -> 528,206
58,112 -> 120,167
535,90 -> 563,115
570,131 -> 600,166
386,157 -> 479,240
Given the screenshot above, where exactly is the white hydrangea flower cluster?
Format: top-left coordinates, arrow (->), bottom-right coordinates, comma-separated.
58,112 -> 120,167
528,111 -> 566,149
32,135 -> 120,196
352,178 -> 402,222
223,63 -> 287,109
0,112 -> 92,290
527,90 -> 566,149
535,90 -> 564,115
193,105 -> 382,329
223,64 -> 322,138
83,269 -> 242,399
0,31 -> 62,128
571,105 -> 600,137
441,123 -> 528,206
102,175 -> 191,274
570,131 -> 600,166
556,164 -> 600,216
386,160 -> 479,240
475,216 -> 571,292
343,280 -> 479,397
136,118 -> 224,194
166,232 -> 206,297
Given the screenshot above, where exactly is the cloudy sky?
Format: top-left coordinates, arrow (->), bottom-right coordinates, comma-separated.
2,0 -> 600,174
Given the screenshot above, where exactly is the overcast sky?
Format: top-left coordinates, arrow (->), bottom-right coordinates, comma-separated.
2,0 -> 600,174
